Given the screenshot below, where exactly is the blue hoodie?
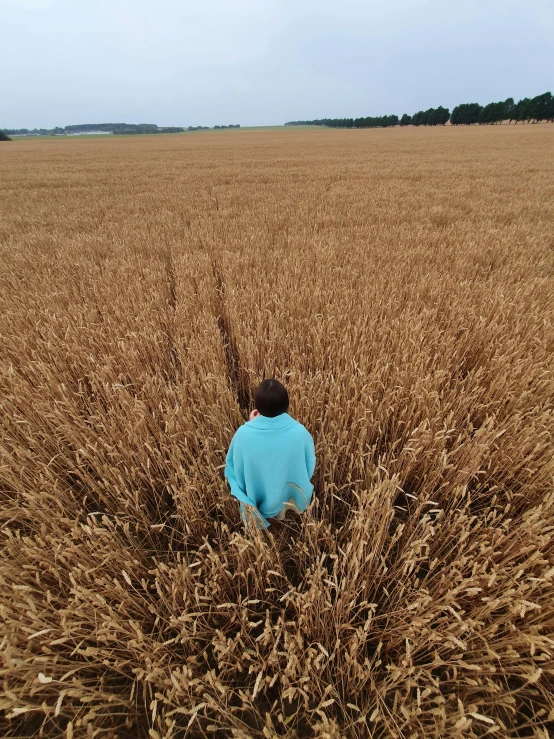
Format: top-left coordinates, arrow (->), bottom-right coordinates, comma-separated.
224,413 -> 316,528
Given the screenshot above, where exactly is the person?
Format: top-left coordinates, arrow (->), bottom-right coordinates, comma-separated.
224,379 -> 316,528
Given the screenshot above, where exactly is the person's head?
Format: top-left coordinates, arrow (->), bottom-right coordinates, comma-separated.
254,378 -> 289,418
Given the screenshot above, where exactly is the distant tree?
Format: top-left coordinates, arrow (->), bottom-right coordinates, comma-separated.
470,104 -> 483,124
504,98 -> 515,122
546,93 -> 554,122
450,106 -> 461,124
400,113 -> 412,126
434,106 -> 450,125
0,129 -> 11,141
420,109 -> 432,125
530,92 -> 553,122
511,98 -> 531,124
479,101 -> 507,124
479,103 -> 495,124
451,103 -> 483,125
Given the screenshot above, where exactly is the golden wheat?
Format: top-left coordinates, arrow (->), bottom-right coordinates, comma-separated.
1,124 -> 553,738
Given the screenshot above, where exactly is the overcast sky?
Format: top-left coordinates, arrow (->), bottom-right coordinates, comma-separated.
2,0 -> 553,128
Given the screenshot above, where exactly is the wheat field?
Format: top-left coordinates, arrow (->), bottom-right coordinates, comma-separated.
1,125 -> 553,738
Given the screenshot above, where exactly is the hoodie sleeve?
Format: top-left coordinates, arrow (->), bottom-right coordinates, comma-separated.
225,434 -> 245,498
225,433 -> 255,507
224,431 -> 269,529
305,430 -> 316,480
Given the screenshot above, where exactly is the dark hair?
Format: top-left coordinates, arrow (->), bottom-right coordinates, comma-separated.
254,379 -> 289,418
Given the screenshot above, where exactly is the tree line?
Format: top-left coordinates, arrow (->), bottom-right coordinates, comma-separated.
286,115 -> 399,128
188,125 -> 241,131
450,93 -> 553,125
286,91 -> 553,129
1,122 -> 244,138
113,126 -> 184,135
401,106 -> 450,126
2,123 -> 185,137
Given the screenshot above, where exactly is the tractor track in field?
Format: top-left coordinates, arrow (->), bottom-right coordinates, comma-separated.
164,244 -> 182,382
210,257 -> 251,416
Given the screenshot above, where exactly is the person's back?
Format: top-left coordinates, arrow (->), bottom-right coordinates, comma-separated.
225,379 -> 316,528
